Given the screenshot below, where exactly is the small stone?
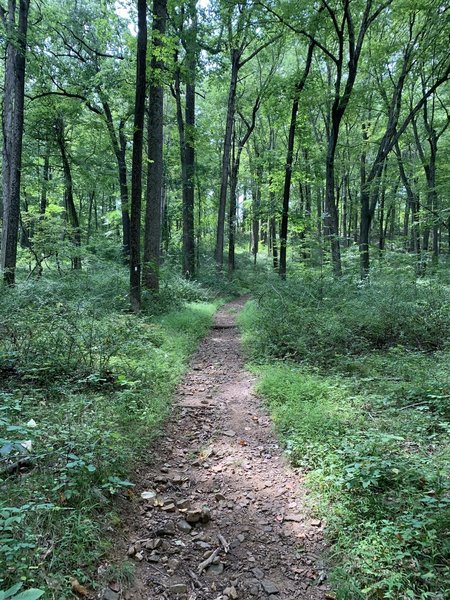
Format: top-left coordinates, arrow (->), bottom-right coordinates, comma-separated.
194,540 -> 212,549
262,580 -> 279,595
161,502 -> 176,512
102,590 -> 119,600
252,568 -> 264,580
176,499 -> 190,510
248,584 -> 260,596
186,509 -> 202,524
223,586 -> 238,599
140,490 -> 156,500
177,519 -> 192,533
284,514 -> 303,523
168,558 -> 180,571
223,430 -> 236,437
169,583 -> 188,595
201,506 -> 211,523
207,563 -> 224,576
148,552 -> 160,562
310,519 -> 322,527
157,520 -> 175,536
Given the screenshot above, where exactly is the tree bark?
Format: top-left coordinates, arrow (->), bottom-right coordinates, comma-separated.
102,100 -> 130,259
1,0 -> 30,285
143,0 -> 167,291
40,144 -> 50,215
182,0 -> 197,279
279,42 -> 314,279
228,128 -> 238,274
278,93 -> 298,279
214,49 -> 239,267
55,117 -> 81,269
129,0 -> 147,311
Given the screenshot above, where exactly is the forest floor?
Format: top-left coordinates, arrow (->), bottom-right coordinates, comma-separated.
101,297 -> 329,600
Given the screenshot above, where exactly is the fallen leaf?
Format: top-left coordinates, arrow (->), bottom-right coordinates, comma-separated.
141,490 -> 156,500
69,577 -> 89,597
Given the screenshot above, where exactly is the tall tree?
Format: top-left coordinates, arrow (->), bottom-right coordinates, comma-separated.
359,8 -> 450,276
279,41 -> 314,279
1,0 -> 30,284
29,1 -> 133,259
129,0 -> 147,311
214,1 -> 274,267
54,117 -> 81,269
172,0 -> 197,279
143,0 -> 167,291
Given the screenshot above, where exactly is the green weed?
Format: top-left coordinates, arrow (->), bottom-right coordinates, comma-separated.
0,265 -> 217,597
240,272 -> 450,599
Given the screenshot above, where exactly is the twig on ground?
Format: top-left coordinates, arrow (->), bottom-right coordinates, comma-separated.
198,547 -> 220,574
218,533 -> 229,553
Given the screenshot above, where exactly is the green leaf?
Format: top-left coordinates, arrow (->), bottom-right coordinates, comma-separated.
12,590 -> 45,600
2,583 -> 23,598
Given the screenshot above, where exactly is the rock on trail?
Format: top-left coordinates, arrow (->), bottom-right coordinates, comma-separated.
101,297 -> 329,600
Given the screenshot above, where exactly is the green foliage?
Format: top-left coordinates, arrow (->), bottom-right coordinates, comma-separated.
0,265 -> 216,597
241,270 -> 450,363
241,272 -> 450,599
196,252 -> 273,299
0,584 -> 44,600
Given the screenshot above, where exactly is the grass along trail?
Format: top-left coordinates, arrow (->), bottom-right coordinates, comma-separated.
112,298 -> 328,600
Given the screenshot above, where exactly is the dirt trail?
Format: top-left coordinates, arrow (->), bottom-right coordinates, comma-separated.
113,298 -> 328,600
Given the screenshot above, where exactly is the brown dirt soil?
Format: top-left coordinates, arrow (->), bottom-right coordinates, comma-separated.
99,298 -> 329,600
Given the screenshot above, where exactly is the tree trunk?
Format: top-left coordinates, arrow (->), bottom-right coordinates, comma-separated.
228,160 -> 238,273
251,179 -> 260,267
143,0 -> 167,291
1,0 -> 30,285
129,0 -> 147,311
101,101 -> 130,259
87,191 -> 95,243
395,144 -> 421,263
182,0 -> 197,279
55,118 -> 81,269
214,49 -> 239,267
378,161 -> 388,254
324,121 -> 342,277
270,215 -> 278,269
228,128 -> 239,274
40,144 -> 50,214
279,42 -> 314,279
278,93 -> 298,279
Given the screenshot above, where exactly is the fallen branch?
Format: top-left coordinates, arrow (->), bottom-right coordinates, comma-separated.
1,457 -> 34,477
198,548 -> 220,574
218,534 -> 229,553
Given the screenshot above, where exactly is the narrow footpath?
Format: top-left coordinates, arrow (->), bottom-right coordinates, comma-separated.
115,298 -> 328,600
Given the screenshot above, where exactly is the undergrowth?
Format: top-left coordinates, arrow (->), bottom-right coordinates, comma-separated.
240,268 -> 450,599
0,262 -> 217,597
